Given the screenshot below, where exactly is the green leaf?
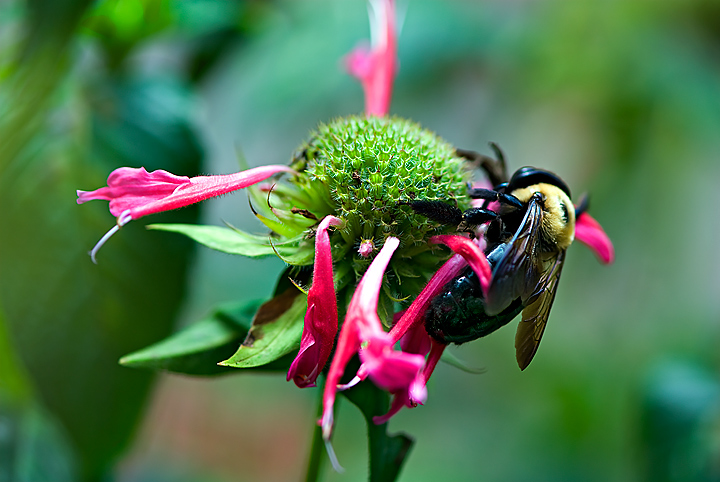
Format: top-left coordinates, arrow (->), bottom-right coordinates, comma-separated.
148,223 -> 311,261
119,300 -> 261,376
119,299 -> 297,375
342,380 -> 414,482
220,287 -> 307,368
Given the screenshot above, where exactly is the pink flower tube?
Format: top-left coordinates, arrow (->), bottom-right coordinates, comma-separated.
575,212 -> 614,264
77,165 -> 295,262
345,0 -> 397,116
321,237 -> 426,440
287,215 -> 344,388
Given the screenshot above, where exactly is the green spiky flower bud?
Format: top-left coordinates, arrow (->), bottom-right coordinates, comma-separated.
248,115 -> 471,320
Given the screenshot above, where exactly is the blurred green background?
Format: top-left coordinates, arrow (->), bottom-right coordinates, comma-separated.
2,0 -> 720,481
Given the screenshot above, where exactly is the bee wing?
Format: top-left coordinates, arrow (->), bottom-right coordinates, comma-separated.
514,250 -> 566,370
484,197 -> 544,315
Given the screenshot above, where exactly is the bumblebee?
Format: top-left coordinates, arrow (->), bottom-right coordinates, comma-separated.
409,146 -> 587,370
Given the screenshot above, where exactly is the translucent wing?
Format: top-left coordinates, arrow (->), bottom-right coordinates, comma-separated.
514,249 -> 566,370
484,196 -> 544,316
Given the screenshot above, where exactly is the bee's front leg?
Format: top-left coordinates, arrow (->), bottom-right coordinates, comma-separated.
467,187 -> 524,211
458,208 -> 498,232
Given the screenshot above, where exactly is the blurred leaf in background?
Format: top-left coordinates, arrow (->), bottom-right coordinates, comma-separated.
0,305 -> 80,482
0,0 -> 235,479
641,360 -> 720,482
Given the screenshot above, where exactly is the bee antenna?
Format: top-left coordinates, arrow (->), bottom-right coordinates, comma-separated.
575,194 -> 590,217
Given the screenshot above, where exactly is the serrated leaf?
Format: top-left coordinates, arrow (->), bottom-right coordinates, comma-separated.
147,223 -> 307,260
220,287 -> 307,368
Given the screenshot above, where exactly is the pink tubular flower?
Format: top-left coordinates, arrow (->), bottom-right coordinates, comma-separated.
430,235 -> 491,297
345,0 -> 397,116
372,321 -> 446,424
287,215 -> 344,388
321,237 -> 426,439
339,254 -> 467,423
575,212 -> 614,264
76,165 -> 295,262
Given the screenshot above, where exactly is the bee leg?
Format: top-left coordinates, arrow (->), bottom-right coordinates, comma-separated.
467,188 -> 524,211
403,200 -> 463,226
456,142 -> 509,187
458,208 -> 498,232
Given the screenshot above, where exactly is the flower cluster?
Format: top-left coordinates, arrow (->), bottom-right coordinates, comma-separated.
77,0 -> 614,449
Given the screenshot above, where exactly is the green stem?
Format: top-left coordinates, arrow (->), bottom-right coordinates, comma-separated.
304,386 -> 327,482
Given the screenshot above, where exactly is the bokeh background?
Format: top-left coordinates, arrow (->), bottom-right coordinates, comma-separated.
2,0 -> 720,481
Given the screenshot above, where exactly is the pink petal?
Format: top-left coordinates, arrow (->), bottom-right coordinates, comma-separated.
77,168 -> 191,217
371,368 -> 427,426
345,0 -> 397,116
360,333 -> 425,393
77,165 -> 295,262
399,314 -> 432,356
288,215 -> 344,388
403,341 -> 444,409
372,328 -> 445,424
408,373 -> 428,407
348,237 -> 400,336
372,391 -> 407,425
78,165 -> 295,221
365,258 -> 467,425
347,308 -> 418,387
575,212 -> 614,264
321,237 -> 400,439
287,306 -> 320,388
346,44 -> 374,80
430,235 -> 491,297
416,339 -> 445,401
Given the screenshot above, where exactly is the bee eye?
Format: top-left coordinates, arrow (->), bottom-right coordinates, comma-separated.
560,201 -> 569,224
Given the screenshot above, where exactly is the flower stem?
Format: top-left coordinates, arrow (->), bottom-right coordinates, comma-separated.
304,385 -> 327,482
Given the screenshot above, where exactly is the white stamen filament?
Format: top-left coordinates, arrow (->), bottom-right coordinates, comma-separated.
89,210 -> 132,264
118,209 -> 132,226
324,439 -> 344,474
337,376 -> 361,391
89,224 -> 120,264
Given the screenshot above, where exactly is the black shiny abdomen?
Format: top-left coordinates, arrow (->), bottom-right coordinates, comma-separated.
425,266 -> 523,344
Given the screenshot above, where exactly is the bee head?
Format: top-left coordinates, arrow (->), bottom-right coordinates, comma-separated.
506,166 -> 571,198
510,176 -> 575,251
